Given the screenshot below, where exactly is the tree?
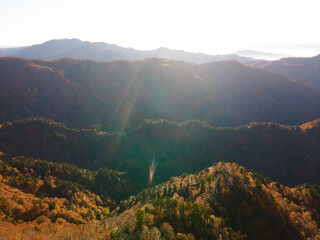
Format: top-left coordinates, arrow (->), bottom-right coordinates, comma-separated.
135,210 -> 145,229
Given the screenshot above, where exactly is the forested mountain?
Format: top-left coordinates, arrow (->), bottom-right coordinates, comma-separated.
1,117 -> 320,188
1,162 -> 319,239
250,54 -> 320,91
115,162 -> 320,240
2,57 -> 320,130
0,39 -> 253,63
0,154 -> 131,224
1,45 -> 320,240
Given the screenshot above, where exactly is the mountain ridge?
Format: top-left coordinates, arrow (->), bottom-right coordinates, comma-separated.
0,38 -> 254,63
2,57 -> 320,130
1,117 -> 320,188
250,54 -> 320,90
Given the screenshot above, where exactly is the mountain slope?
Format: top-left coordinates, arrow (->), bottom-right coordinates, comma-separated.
0,58 -> 101,128
1,38 -> 253,63
2,57 -> 320,130
116,162 -> 320,240
250,54 -> 320,90
0,154 -> 133,226
2,162 -> 318,239
1,117 -> 320,187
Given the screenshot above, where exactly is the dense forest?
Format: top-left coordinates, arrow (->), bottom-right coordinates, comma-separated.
115,162 -> 320,239
0,154 -> 136,225
1,161 -> 319,239
1,117 -> 320,190
2,57 -> 320,130
1,53 -> 320,239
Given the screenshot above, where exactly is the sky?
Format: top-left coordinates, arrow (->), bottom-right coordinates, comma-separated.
1,0 -> 320,56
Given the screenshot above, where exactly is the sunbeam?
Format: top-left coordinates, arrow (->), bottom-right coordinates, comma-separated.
149,155 -> 157,185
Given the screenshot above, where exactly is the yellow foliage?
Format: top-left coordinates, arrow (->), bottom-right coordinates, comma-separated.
177,233 -> 189,240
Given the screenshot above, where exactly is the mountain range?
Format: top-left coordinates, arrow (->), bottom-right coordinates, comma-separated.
1,57 -> 320,131
0,39 -> 254,63
1,117 -> 320,189
1,39 -> 320,239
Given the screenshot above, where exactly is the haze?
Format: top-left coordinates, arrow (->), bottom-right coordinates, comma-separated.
1,0 -> 320,56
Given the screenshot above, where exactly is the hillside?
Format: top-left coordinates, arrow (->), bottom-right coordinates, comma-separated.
2,57 -> 320,130
1,117 -> 320,188
250,54 -> 320,91
114,162 -> 320,240
0,39 -> 253,63
1,162 -> 319,239
0,153 -> 135,226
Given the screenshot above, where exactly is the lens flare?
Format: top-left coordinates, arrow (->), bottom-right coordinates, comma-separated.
149,155 -> 156,185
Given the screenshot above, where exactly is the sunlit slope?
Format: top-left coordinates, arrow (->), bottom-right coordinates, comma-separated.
1,160 -> 319,239
1,57 -> 320,130
116,162 -> 320,240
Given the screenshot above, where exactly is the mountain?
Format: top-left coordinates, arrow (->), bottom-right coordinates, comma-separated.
0,38 -> 254,63
2,57 -> 320,130
116,162 -> 320,240
146,47 -> 254,63
1,161 -> 319,239
0,47 -> 24,57
250,54 -> 320,91
1,56 -> 320,238
3,39 -> 139,61
1,117 -> 320,188
235,49 -> 290,60
0,154 -> 131,224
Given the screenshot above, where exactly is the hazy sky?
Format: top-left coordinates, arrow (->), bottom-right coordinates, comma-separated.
1,0 -> 320,55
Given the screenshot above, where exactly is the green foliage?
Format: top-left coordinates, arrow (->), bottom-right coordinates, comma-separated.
48,201 -> 56,211
17,198 -> 25,206
254,178 -> 263,192
63,200 -> 72,209
180,172 -> 189,179
297,183 -> 320,200
34,226 -> 41,232
149,197 -> 235,239
110,231 -> 120,240
135,210 -> 145,228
